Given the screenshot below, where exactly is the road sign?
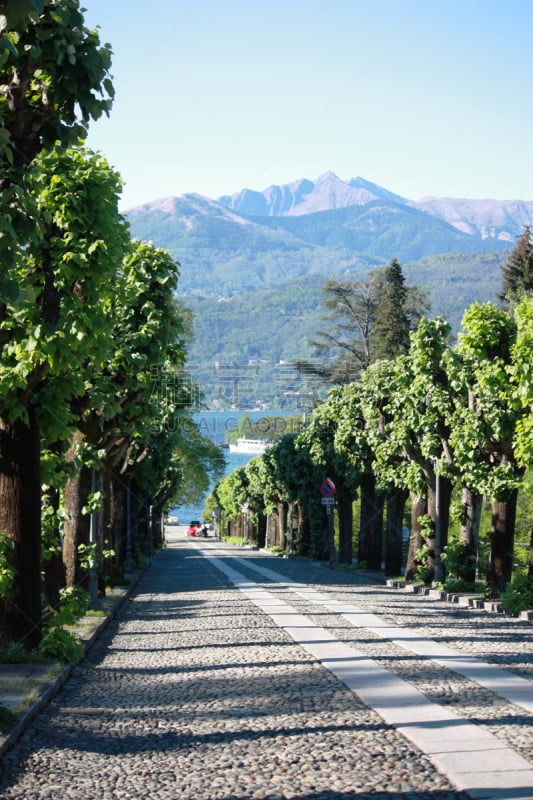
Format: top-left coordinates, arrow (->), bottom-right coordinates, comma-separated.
320,478 -> 336,497
321,497 -> 335,505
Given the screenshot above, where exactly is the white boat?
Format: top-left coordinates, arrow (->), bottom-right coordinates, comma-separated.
228,438 -> 272,454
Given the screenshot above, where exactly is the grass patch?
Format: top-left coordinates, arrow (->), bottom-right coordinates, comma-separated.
0,678 -> 41,694
0,643 -> 49,665
222,535 -> 254,547
265,546 -> 286,555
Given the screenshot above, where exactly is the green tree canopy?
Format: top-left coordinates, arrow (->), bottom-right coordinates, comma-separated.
511,297 -> 533,468
295,263 -> 430,392
0,145 -> 128,647
500,226 -> 533,304
371,258 -> 411,361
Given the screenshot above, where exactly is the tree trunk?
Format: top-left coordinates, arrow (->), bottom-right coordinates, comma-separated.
405,494 -> 427,582
287,501 -> 297,553
277,502 -> 287,551
459,486 -> 482,584
308,500 -> 325,560
151,507 -> 163,551
257,514 -> 267,549
107,471 -> 125,582
357,478 -> 368,563
360,472 -> 383,570
0,413 -> 42,649
293,502 -> 306,555
426,475 -> 453,583
268,512 -> 278,548
336,483 -> 353,565
487,490 -> 518,595
367,492 -> 384,571
385,487 -> 408,577
62,463 -> 92,589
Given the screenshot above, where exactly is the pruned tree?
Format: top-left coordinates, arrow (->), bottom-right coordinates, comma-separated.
512,297 -> 533,473
452,303 -> 525,595
0,0 -> 113,267
0,146 -> 128,647
61,240 -> 188,590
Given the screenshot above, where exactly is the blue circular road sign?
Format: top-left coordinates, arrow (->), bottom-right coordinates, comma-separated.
320,479 -> 336,497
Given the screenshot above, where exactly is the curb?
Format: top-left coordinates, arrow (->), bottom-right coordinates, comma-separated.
386,579 -> 533,621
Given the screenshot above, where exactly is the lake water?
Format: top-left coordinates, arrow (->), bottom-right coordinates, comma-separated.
169,410 -> 295,523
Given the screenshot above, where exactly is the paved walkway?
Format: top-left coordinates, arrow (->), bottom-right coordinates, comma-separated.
0,531 -> 532,799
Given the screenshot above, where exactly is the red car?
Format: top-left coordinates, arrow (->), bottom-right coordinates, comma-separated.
186,520 -> 203,537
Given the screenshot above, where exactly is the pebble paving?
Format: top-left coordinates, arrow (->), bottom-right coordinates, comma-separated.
0,533 -> 531,799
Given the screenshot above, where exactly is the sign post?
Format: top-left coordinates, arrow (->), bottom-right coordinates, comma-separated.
242,500 -> 249,545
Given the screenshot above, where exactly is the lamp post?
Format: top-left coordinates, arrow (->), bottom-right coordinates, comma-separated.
125,478 -> 133,573
431,458 -> 443,584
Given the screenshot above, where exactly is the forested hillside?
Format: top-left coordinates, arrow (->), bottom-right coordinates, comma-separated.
186,249 -> 510,408
126,190 -> 510,296
126,186 -> 514,410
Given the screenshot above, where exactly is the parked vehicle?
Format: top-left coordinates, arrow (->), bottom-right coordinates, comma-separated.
186,520 -> 203,537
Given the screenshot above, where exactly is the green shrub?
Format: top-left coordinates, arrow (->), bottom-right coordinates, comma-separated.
0,532 -> 15,599
0,704 -> 14,732
441,539 -> 476,586
38,586 -> 89,663
441,577 -> 485,593
266,546 -> 286,555
53,586 -> 90,627
223,535 -> 249,546
38,626 -> 84,663
501,573 -> 533,617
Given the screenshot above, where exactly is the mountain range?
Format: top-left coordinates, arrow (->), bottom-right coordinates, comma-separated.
125,173 -> 528,407
218,171 -> 533,243
126,172 -> 530,298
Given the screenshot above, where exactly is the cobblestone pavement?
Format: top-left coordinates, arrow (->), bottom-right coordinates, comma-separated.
0,533 -> 531,800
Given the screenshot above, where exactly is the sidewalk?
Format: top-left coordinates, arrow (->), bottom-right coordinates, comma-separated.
0,570 -> 144,757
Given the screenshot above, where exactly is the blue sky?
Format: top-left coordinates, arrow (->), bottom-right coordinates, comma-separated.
83,1 -> 533,210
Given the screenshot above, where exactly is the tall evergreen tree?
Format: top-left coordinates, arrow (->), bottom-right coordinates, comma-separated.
500,226 -> 533,303
294,262 -> 429,391
371,258 -> 411,361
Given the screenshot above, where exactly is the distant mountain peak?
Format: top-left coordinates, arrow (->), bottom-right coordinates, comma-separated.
348,176 -> 407,204
218,172 -> 398,218
126,173 -> 533,245
315,170 -> 342,183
